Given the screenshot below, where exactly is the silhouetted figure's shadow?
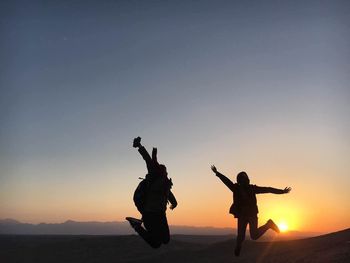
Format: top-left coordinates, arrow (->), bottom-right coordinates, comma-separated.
126,137 -> 177,248
211,165 -> 291,256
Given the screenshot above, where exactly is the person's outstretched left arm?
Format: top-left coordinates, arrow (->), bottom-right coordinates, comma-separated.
168,191 -> 178,210
254,186 -> 292,194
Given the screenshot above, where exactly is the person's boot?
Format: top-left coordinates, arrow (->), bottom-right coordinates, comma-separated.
268,219 -> 280,233
126,217 -> 142,229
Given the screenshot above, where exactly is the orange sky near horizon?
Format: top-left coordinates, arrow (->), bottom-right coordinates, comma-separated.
2,136 -> 349,234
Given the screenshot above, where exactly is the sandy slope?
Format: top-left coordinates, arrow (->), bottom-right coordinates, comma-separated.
1,229 -> 349,263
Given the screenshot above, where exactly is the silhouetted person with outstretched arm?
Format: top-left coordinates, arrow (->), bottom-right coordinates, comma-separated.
211,165 -> 291,256
126,137 -> 177,248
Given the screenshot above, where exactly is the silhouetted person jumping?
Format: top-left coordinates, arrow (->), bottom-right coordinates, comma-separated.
126,137 -> 177,248
211,165 -> 291,256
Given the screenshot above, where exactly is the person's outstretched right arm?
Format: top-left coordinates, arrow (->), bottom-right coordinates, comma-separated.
211,165 -> 235,192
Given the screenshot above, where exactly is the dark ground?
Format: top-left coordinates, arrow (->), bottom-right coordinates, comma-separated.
1,229 -> 349,263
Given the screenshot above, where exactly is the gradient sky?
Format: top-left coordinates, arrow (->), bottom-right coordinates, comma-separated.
1,0 -> 349,233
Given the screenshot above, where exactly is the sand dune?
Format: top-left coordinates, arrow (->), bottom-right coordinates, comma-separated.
1,229 -> 349,263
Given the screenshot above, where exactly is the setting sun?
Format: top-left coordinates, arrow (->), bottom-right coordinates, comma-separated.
278,222 -> 289,232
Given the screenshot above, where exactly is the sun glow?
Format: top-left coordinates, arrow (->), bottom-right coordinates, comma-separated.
278,222 -> 288,232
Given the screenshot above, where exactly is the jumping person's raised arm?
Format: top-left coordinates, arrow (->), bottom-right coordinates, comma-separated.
152,147 -> 158,165
211,165 -> 235,192
133,137 -> 153,170
168,191 -> 178,210
254,186 -> 292,194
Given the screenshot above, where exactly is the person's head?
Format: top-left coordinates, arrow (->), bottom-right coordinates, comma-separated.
159,164 -> 168,177
236,171 -> 250,186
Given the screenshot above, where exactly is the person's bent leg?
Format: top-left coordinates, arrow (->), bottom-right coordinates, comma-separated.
135,213 -> 162,249
235,217 -> 248,256
249,217 -> 278,240
267,219 -> 280,233
160,214 -> 170,244
132,223 -> 162,248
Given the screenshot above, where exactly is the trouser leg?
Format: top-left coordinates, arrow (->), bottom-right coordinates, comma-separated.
236,217 -> 248,246
160,214 -> 170,244
134,213 -> 162,248
235,217 -> 248,256
249,217 -> 270,240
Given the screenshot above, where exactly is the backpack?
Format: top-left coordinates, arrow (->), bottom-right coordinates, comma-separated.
133,177 -> 150,213
133,176 -> 173,213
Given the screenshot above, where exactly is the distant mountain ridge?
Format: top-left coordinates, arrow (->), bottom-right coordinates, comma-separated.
0,218 -> 234,235
0,219 -> 322,239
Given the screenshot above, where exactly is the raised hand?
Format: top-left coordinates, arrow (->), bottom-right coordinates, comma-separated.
283,187 -> 292,194
211,165 -> 218,174
133,137 -> 142,148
